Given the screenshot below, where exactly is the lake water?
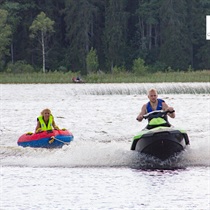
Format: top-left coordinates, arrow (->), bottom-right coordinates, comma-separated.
1,83 -> 210,210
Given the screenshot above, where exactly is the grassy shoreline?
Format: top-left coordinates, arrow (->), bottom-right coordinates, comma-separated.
0,70 -> 209,83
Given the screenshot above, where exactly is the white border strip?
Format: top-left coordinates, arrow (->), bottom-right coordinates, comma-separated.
206,15 -> 210,40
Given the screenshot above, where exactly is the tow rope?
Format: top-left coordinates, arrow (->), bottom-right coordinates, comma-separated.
49,136 -> 69,145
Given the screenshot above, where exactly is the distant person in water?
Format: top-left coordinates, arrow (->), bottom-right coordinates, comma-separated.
72,76 -> 83,83
136,88 -> 175,122
35,108 -> 59,133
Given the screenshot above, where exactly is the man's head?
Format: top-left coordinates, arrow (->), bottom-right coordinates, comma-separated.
148,88 -> 158,103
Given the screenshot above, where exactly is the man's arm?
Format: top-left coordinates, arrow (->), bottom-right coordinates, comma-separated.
136,104 -> 147,121
162,102 -> 175,118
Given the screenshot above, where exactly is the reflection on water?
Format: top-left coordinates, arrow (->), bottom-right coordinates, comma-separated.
2,166 -> 210,210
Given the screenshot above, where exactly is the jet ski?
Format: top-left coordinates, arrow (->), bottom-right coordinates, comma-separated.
131,110 -> 190,160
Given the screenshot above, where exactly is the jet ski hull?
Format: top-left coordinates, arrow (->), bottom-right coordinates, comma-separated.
131,127 -> 189,160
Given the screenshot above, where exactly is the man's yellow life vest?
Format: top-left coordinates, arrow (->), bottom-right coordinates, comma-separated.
38,115 -> 53,131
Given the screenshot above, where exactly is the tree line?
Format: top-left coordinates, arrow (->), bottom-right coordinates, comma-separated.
0,0 -> 210,75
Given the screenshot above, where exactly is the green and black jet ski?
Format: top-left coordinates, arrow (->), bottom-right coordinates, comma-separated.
131,110 -> 190,160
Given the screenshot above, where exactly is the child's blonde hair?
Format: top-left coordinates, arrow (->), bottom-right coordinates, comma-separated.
41,108 -> 51,116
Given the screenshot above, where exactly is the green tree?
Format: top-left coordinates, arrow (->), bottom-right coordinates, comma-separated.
86,47 -> 99,73
0,0 -> 210,72
0,9 -> 12,70
30,12 -> 54,73
0,1 -> 38,66
103,0 -> 128,72
159,0 -> 191,70
64,0 -> 102,74
32,0 -> 67,69
1,2 -> 21,63
132,58 -> 147,75
135,0 -> 160,51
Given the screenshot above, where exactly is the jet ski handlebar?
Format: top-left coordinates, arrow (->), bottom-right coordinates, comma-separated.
143,110 -> 175,120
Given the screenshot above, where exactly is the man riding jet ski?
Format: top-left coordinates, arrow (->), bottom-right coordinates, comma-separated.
132,89 -> 190,160
136,88 -> 175,123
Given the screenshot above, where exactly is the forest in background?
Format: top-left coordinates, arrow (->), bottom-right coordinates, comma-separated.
0,0 -> 210,75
